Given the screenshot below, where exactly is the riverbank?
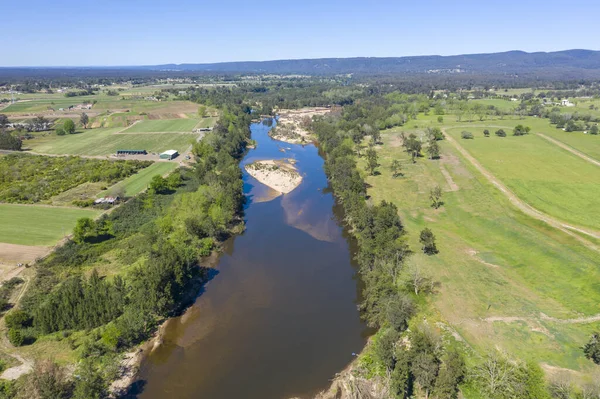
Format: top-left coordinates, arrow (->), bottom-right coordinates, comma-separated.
245,159 -> 302,194
269,108 -> 331,144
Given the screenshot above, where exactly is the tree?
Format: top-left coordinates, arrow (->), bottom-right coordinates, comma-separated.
427,127 -> 443,141
437,116 -> 444,123
434,351 -> 465,399
149,175 -> 169,194
55,127 -> 66,136
63,119 -> 76,134
366,146 -> 379,175
483,129 -> 490,137
373,328 -> 399,371
427,140 -> 440,159
590,124 -> 599,135
73,218 -> 96,243
430,185 -> 443,209
419,228 -> 439,255
386,294 -> 415,332
72,361 -> 106,399
411,352 -> 439,399
405,265 -> 434,296
495,129 -> 507,137
461,131 -> 474,139
80,113 -> 89,129
405,134 -> 422,163
7,328 -> 24,346
584,332 -> 600,364
513,124 -> 531,136
390,159 -> 402,177
0,114 -> 9,128
371,128 -> 381,144
197,105 -> 207,118
0,131 -> 22,150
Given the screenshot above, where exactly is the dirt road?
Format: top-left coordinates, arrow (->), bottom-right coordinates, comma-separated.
442,129 -> 600,250
536,133 -> 600,167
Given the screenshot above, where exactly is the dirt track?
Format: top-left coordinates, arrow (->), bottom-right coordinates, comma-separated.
536,133 -> 600,167
442,129 -> 600,250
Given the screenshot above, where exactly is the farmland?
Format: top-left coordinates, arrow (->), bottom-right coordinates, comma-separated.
122,118 -> 199,133
25,127 -> 197,156
99,161 -> 178,197
0,204 -> 100,246
445,127 -> 600,231
359,126 -> 600,374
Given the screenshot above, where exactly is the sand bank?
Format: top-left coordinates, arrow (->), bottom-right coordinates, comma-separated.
245,160 -> 302,194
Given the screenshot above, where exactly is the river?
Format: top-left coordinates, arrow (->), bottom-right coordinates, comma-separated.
136,119 -> 368,399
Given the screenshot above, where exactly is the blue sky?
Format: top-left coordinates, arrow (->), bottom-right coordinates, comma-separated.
3,0 -> 599,66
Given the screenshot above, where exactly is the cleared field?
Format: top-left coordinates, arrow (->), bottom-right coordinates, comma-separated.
361,129 -> 600,374
445,127 -> 600,231
469,98 -> 516,112
26,127 -> 197,156
0,204 -> 100,246
99,162 -> 178,197
536,129 -> 600,161
122,119 -> 199,133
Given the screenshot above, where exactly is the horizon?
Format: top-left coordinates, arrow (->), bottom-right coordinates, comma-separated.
3,0 -> 600,67
1,48 -> 598,69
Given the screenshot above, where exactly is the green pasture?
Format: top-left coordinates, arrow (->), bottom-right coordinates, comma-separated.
359,129 -> 600,373
25,127 -> 197,156
469,98 -> 517,112
0,204 -> 100,246
122,119 -> 199,133
445,127 -> 600,231
99,162 -> 178,197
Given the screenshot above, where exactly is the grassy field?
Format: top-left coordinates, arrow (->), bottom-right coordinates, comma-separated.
469,98 -> 517,112
445,127 -> 600,231
99,162 -> 178,197
122,119 -> 199,133
25,127 -> 197,156
0,204 -> 100,246
537,128 -> 600,161
359,128 -> 600,374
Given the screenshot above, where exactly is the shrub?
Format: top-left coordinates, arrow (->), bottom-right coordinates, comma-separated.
437,116 -> 443,123
513,125 -> 531,136
461,131 -> 474,139
8,328 -> 24,346
4,310 -> 32,329
495,129 -> 507,137
483,129 -> 490,137
55,127 -> 66,136
63,119 -> 76,134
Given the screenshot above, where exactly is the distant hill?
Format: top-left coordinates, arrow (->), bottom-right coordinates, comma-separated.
146,49 -> 600,75
2,50 -> 600,79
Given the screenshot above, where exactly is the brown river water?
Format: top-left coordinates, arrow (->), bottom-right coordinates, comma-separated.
134,119 -> 369,399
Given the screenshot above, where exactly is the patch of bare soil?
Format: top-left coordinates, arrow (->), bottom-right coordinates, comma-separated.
272,108 -> 330,144
439,165 -> 459,192
0,243 -> 49,265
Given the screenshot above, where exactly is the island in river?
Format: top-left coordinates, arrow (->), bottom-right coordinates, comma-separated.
245,159 -> 303,194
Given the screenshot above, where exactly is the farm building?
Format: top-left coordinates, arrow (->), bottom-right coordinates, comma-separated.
159,150 -> 179,160
117,150 -> 147,155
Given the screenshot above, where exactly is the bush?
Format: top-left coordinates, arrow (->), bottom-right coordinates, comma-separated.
437,116 -> 443,123
0,131 -> 22,150
55,127 -> 66,136
63,119 -> 76,134
513,125 -> 531,136
4,310 -> 32,329
461,131 -> 474,139
8,328 -> 24,346
483,129 -> 490,137
495,129 -> 507,137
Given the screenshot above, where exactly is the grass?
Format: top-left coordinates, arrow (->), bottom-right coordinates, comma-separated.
0,204 -> 100,246
25,127 -> 197,156
99,162 -> 178,197
445,127 -> 600,231
360,127 -> 600,375
122,119 -> 199,133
